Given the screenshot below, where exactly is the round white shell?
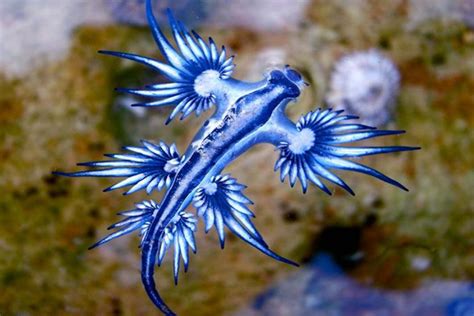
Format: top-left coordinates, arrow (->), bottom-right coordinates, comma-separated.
326,50 -> 400,127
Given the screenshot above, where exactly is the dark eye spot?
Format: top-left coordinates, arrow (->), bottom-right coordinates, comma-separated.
270,70 -> 285,82
286,69 -> 302,82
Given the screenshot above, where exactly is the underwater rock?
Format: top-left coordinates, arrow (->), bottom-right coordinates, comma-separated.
244,48 -> 287,81
0,0 -> 111,76
105,0 -> 206,27
408,0 -> 474,29
237,253 -> 474,316
207,0 -> 310,32
105,0 -> 309,31
115,96 -> 147,118
326,50 -> 400,127
446,296 -> 474,316
452,0 -> 474,28
105,0 -> 148,26
410,255 -> 431,272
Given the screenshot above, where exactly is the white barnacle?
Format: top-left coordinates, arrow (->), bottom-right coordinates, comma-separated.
288,128 -> 315,154
326,50 -> 400,126
194,70 -> 222,98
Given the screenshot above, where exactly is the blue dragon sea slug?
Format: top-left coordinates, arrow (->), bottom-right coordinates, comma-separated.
54,1 -> 419,314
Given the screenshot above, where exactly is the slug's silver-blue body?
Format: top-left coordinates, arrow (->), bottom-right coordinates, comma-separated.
55,1 -> 418,314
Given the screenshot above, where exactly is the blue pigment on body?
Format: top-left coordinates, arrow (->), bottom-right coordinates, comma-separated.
55,0 -> 419,314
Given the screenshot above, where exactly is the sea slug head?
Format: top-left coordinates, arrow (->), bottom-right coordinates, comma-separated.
267,66 -> 306,99
283,65 -> 306,88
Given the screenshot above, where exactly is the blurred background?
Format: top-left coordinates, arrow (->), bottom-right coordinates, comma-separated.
1,0 -> 473,315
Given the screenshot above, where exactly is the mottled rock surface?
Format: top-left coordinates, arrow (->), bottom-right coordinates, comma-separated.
237,254 -> 474,316
1,0 -> 473,315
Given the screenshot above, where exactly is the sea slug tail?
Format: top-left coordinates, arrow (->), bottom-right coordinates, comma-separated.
141,209 -> 197,315
142,239 -> 176,316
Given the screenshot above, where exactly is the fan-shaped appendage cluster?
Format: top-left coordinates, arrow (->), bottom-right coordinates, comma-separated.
89,200 -> 159,249
193,174 -> 298,266
56,140 -> 183,195
193,174 -> 263,248
156,211 -> 197,284
275,109 -> 418,195
100,9 -> 235,122
90,199 -> 197,284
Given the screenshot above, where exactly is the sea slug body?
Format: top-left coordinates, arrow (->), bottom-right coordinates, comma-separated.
55,1 -> 419,314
